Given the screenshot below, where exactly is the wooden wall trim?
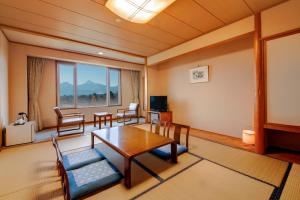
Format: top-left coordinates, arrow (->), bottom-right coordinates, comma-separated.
10,41 -> 145,65
144,59 -> 149,123
262,27 -> 300,41
1,24 -> 147,58
254,13 -> 266,154
264,123 -> 300,134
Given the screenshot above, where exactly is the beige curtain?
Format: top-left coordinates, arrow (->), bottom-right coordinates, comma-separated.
130,70 -> 140,103
28,57 -> 46,131
0,97 -> 2,148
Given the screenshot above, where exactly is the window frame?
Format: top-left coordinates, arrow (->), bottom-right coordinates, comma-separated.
56,61 -> 122,109
107,67 -> 122,106
56,61 -> 77,109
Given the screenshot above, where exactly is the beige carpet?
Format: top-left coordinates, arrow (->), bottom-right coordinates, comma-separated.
280,164 -> 300,200
138,160 -> 274,200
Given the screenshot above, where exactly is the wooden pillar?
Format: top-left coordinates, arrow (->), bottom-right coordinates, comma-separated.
144,58 -> 149,123
254,13 -> 266,154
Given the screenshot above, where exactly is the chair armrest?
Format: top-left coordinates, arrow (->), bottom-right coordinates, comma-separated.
63,113 -> 84,117
117,108 -> 127,113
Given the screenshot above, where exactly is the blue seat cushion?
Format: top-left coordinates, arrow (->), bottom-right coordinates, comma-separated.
151,144 -> 188,160
63,148 -> 105,171
67,159 -> 122,200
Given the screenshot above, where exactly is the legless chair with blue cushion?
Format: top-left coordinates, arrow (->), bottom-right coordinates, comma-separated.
151,123 -> 190,160
150,120 -> 171,137
52,137 -> 122,200
51,137 -> 105,171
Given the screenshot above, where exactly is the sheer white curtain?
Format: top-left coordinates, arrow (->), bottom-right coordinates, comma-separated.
130,70 -> 140,103
27,57 -> 46,131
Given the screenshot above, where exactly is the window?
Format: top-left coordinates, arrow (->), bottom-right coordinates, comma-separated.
57,62 -> 121,108
109,68 -> 121,105
58,62 -> 75,108
77,63 -> 107,107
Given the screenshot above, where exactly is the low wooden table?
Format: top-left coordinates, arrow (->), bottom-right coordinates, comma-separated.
91,126 -> 177,188
93,112 -> 113,129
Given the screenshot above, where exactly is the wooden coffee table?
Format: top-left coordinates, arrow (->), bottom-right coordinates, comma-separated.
93,112 -> 113,129
91,126 -> 177,188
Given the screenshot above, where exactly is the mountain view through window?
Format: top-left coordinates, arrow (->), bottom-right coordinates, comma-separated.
58,62 -> 120,108
77,64 -> 107,106
59,63 -> 75,108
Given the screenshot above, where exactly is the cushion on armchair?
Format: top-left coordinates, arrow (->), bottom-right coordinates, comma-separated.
67,159 -> 122,200
62,148 -> 105,171
151,144 -> 188,160
62,117 -> 84,125
116,112 -> 135,117
129,103 -> 138,111
116,111 -> 137,117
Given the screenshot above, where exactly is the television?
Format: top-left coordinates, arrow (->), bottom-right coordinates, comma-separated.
150,96 -> 167,112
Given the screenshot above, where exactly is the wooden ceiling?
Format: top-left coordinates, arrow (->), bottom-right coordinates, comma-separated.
0,0 -> 287,57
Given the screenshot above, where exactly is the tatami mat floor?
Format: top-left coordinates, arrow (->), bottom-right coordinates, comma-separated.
0,123 -> 299,200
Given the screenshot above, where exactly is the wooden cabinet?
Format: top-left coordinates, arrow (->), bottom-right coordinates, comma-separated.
147,111 -> 172,123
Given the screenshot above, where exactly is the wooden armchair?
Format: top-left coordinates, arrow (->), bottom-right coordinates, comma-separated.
116,103 -> 139,125
53,107 -> 85,137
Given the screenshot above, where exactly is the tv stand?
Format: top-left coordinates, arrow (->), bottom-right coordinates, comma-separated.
147,111 -> 172,123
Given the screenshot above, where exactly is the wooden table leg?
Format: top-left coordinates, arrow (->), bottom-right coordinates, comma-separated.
124,157 -> 132,188
110,114 -> 112,127
99,116 -> 102,129
91,133 -> 95,148
104,116 -> 107,126
94,115 -> 96,127
147,112 -> 150,123
171,142 -> 178,163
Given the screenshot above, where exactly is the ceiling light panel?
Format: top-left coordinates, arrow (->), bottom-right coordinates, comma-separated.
105,0 -> 176,24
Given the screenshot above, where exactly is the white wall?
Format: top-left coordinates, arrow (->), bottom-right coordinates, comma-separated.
0,30 -> 9,146
266,33 -> 300,126
149,35 -> 255,138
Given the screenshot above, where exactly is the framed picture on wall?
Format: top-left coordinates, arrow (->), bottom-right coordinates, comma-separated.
189,65 -> 209,83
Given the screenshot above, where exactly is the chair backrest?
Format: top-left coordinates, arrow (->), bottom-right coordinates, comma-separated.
150,120 -> 171,137
128,103 -> 139,111
172,123 -> 190,148
53,107 -> 63,118
51,136 -> 70,200
51,136 -> 63,160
